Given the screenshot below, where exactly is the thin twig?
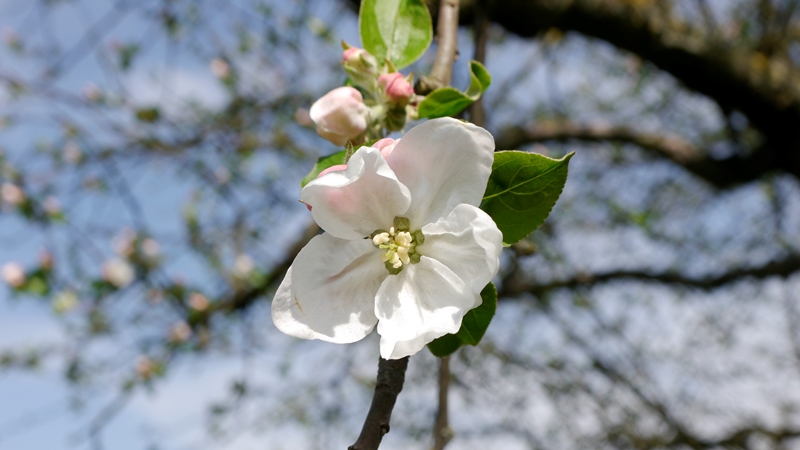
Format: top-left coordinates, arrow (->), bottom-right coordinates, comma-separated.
500,253 -> 800,297
348,357 -> 410,450
416,0 -> 460,95
432,355 -> 452,450
468,0 -> 489,128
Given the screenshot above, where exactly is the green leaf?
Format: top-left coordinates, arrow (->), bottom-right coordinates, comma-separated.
428,282 -> 497,357
300,149 -> 346,187
135,107 -> 161,123
16,269 -> 51,297
481,151 -> 573,245
417,60 -> 491,119
359,0 -> 432,69
118,44 -> 140,71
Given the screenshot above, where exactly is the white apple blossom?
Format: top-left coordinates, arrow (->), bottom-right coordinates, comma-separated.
272,118 -> 502,360
102,258 -> 134,288
2,262 -> 25,288
1,182 -> 25,206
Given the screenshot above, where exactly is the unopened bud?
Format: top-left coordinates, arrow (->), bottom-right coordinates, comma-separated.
309,87 -> 370,146
342,46 -> 379,90
379,73 -> 414,106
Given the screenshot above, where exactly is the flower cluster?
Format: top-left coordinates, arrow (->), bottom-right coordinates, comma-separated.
272,118 -> 503,359
308,44 -> 417,147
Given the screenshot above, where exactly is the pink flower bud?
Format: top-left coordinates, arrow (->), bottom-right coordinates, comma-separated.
342,47 -> 362,63
342,47 -> 379,90
309,87 -> 370,146
379,73 -> 414,105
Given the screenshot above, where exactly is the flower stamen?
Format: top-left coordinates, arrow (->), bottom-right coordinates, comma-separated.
371,219 -> 420,273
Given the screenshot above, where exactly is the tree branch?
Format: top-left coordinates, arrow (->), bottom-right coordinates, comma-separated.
501,253 -> 800,297
348,357 -> 410,450
417,0 -> 460,95
457,0 -> 800,182
496,120 -> 779,187
432,355 -> 452,450
467,0 -> 489,127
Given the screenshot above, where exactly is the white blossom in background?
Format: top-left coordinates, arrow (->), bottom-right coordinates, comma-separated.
135,355 -> 156,380
169,321 -> 192,342
309,86 -> 370,146
63,141 -> 83,164
294,107 -> 312,126
188,292 -> 210,312
2,262 -> 25,288
214,166 -> 231,185
141,238 -> 160,263
83,82 -> 102,102
272,118 -> 503,359
102,258 -> 135,288
43,196 -> 61,216
112,228 -> 137,256
1,182 -> 25,206
233,253 -> 254,278
209,58 -> 231,79
39,250 -> 54,270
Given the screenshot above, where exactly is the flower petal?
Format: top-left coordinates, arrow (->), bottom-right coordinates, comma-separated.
302,147 -> 412,240
375,257 -> 478,359
271,233 -> 386,343
384,118 -> 494,228
420,204 -> 502,302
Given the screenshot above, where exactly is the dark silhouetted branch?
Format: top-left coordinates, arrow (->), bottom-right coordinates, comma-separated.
432,355 -> 453,450
348,357 -> 410,450
496,121 -> 779,187
502,254 -> 800,296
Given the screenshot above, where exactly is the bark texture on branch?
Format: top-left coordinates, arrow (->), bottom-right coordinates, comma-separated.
416,0 -> 461,95
348,357 -> 410,450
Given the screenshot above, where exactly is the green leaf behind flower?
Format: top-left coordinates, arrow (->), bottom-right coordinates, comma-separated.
428,282 -> 497,357
481,151 -> 573,245
359,0 -> 432,69
417,60 -> 491,119
300,149 -> 346,187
